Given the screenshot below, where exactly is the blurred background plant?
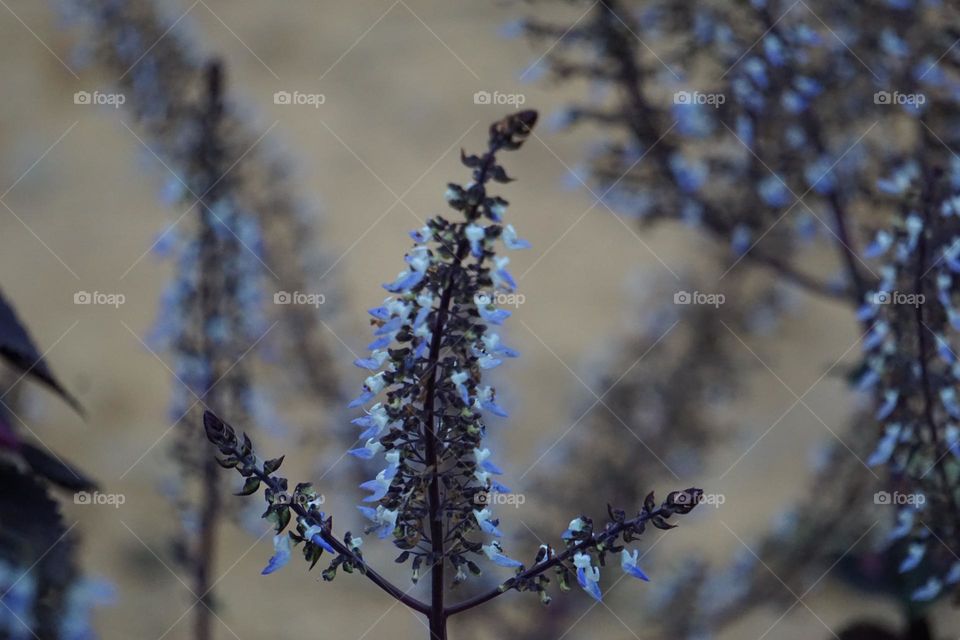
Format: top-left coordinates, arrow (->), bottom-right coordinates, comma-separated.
0,289 -> 111,639
61,0 -> 345,417
502,0 -> 960,636
1,0 -> 960,637
54,2 -> 352,637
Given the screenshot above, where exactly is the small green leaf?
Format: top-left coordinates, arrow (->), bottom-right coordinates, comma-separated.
215,456 -> 238,469
236,477 -> 260,496
264,456 -> 284,475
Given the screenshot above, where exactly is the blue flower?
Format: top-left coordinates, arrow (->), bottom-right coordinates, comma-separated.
946,562 -> 960,585
474,448 -> 503,474
502,224 -> 531,250
669,153 -> 708,194
475,293 -> 511,325
781,90 -> 807,113
476,353 -> 502,370
360,469 -> 393,502
351,403 -> 392,440
731,225 -> 752,256
544,107 -> 577,133
736,115 -> 754,146
466,223 -> 486,257
621,549 -> 650,581
763,35 -> 785,66
383,270 -> 425,293
498,18 -> 526,40
374,316 -> 403,336
758,175 -> 791,207
451,371 -> 471,405
348,438 -> 384,459
912,577 -> 941,602
573,552 -> 602,600
358,505 -> 398,539
877,163 -> 918,195
805,157 -> 836,195
492,256 -> 517,291
562,517 -> 587,540
889,509 -> 915,541
410,225 -> 433,244
474,508 -> 504,537
880,28 -> 909,58
482,332 -> 518,358
743,57 -> 769,88
368,304 -> 392,320
491,480 -> 512,494
941,195 -> 960,217
303,525 -> 337,554
673,102 -> 713,138
383,247 -> 431,293
474,385 -> 508,417
941,388 -> 960,418
413,304 -> 431,330
262,533 -> 292,575
354,350 -> 389,370
868,424 -> 901,467
348,373 -> 387,408
875,390 -> 899,420
899,542 -> 926,573
862,322 -> 889,351
482,542 -> 523,568
864,230 -> 893,258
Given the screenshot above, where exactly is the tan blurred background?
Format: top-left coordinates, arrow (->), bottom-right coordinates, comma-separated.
0,1 -> 944,638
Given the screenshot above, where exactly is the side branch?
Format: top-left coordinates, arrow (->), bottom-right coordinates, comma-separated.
205,411 -> 431,615
445,505 -> 672,616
